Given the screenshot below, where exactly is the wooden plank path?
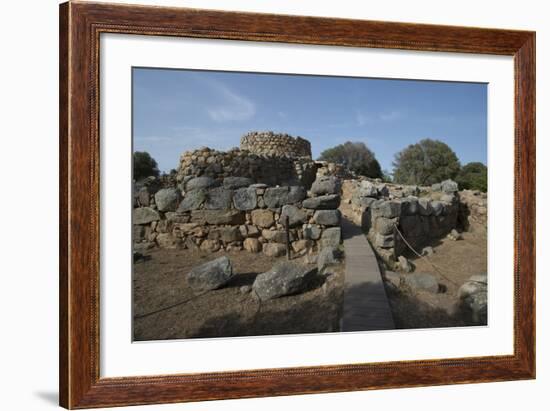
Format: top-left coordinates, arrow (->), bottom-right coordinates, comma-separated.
341,217 -> 395,331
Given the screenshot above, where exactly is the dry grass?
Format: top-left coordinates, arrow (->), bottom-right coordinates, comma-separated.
133,248 -> 344,340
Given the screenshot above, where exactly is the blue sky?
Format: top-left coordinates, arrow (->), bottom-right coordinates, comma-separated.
133,68 -> 487,174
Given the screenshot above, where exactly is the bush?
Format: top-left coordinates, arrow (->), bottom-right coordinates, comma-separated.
456,162 -> 487,192
318,141 -> 382,178
133,151 -> 160,180
392,139 -> 461,185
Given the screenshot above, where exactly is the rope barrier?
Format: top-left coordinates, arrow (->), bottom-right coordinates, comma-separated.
393,225 -> 460,287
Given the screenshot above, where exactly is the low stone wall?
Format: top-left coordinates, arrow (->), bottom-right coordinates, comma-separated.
458,190 -> 488,233
240,131 -> 312,158
133,175 -> 342,258
343,178 -> 461,268
176,147 -> 317,188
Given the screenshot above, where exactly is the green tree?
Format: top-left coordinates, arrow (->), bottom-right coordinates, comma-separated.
392,139 -> 461,185
133,151 -> 160,180
456,162 -> 487,192
318,141 -> 382,178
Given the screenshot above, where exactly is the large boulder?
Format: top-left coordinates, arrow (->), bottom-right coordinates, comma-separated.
458,275 -> 487,323
280,205 -> 307,227
233,187 -> 257,210
223,176 -> 254,189
205,187 -> 233,210
154,188 -> 181,212
302,194 -> 340,210
312,210 -> 341,226
133,207 -> 161,225
311,176 -> 341,196
252,261 -> 317,300
186,176 -> 219,191
186,256 -> 234,292
177,189 -> 207,211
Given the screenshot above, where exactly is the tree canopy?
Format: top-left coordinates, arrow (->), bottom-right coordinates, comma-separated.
392,139 -> 461,185
455,162 -> 487,192
133,151 -> 160,181
318,141 -> 382,178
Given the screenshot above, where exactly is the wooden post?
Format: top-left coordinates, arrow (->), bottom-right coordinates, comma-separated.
285,215 -> 291,260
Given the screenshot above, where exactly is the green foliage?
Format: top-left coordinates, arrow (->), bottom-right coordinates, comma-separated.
318,141 -> 382,178
381,169 -> 393,183
456,162 -> 487,192
133,151 -> 160,180
392,139 -> 461,185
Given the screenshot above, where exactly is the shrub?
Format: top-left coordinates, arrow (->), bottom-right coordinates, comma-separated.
392,139 -> 461,185
318,141 -> 382,178
133,151 -> 160,180
456,162 -> 487,192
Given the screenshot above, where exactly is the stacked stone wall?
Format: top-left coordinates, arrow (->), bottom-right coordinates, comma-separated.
133,175 -> 342,258
240,131 -> 312,158
176,147 -> 317,189
342,178 -> 465,268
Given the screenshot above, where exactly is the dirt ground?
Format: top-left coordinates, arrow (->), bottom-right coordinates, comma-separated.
384,230 -> 487,329
133,248 -> 344,341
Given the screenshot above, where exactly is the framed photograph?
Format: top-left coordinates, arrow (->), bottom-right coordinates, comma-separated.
59,1 -> 535,408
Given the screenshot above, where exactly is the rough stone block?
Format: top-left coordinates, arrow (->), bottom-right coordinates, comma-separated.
251,209 -> 275,228
262,243 -> 287,257
133,207 -> 161,225
205,187 -> 233,210
312,209 -> 341,226
281,205 -> 307,227
233,187 -> 257,210
321,227 -> 342,248
311,176 -> 341,195
303,224 -> 322,240
302,194 -> 340,210
177,189 -> 207,212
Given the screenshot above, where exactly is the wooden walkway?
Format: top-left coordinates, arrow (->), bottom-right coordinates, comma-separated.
341,217 -> 395,331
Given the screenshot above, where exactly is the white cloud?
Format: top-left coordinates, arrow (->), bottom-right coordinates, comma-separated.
202,79 -> 256,122
356,109 -> 406,126
355,110 -> 372,126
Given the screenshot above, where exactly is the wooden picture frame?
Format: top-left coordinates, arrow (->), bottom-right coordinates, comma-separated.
59,1 -> 535,408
